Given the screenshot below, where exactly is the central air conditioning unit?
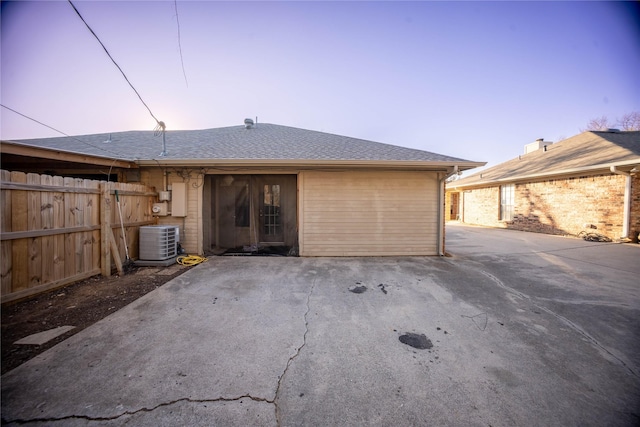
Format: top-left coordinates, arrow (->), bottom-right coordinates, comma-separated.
139,225 -> 179,261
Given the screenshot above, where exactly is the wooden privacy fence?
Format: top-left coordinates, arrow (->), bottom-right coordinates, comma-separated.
0,170 -> 157,303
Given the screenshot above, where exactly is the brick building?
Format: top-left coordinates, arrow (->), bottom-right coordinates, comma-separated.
446,130 -> 640,242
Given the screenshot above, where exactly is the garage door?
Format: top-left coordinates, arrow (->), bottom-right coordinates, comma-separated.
299,171 -> 439,256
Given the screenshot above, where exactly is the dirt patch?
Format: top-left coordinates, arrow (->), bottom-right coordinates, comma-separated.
1,264 -> 189,375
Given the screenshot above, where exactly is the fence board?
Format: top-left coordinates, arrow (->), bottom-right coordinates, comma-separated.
113,183 -> 123,262
100,182 -> 112,276
1,170 -> 12,295
81,178 -> 92,273
27,173 -> 42,287
11,171 -> 28,292
87,180 -> 101,271
0,242 -> 11,296
64,177 -> 76,278
74,178 -> 85,275
52,175 -> 65,281
124,184 -> 134,259
124,184 -> 134,261
41,174 -> 55,284
1,170 -> 157,303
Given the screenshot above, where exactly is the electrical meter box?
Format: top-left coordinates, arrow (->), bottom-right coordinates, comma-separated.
152,202 -> 168,216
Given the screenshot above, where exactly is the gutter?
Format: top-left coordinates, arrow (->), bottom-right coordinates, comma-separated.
610,166 -> 632,239
437,165 -> 459,256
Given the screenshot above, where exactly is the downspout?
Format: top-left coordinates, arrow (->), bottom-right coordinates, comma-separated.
610,166 -> 631,239
437,166 -> 459,256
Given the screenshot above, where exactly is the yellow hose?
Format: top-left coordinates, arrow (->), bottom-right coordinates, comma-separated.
176,254 -> 208,266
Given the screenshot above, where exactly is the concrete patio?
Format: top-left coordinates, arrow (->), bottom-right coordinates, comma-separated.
2,225 -> 639,426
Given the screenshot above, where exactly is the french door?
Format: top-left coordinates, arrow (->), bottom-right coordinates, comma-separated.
258,179 -> 284,243
213,175 -> 296,249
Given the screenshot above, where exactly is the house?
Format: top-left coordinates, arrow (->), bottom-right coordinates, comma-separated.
446,130 -> 640,242
1,121 -> 484,256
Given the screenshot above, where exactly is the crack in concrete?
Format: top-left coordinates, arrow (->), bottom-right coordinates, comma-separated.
2,394 -> 273,425
479,269 -> 638,378
5,278 -> 320,426
273,278 -> 317,426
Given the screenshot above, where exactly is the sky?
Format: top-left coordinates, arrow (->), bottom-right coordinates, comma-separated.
1,0 -> 639,173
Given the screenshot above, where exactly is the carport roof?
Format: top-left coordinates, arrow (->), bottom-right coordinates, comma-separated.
2,123 -> 484,170
449,130 -> 640,189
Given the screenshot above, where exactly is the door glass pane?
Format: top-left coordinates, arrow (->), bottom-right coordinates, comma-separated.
263,184 -> 281,236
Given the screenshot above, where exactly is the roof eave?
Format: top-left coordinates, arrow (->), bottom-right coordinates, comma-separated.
0,140 -> 136,169
134,158 -> 486,170
448,159 -> 640,190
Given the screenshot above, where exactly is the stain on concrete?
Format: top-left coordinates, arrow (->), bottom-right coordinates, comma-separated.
399,333 -> 433,350
486,366 -> 520,387
378,284 -> 388,294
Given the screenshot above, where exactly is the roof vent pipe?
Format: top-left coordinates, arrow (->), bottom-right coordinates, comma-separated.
244,118 -> 254,129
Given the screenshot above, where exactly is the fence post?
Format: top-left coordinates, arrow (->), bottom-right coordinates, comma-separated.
100,182 -> 111,277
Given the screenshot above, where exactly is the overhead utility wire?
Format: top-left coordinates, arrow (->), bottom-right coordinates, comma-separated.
174,0 -> 188,87
1,104 -> 73,139
0,103 -> 124,158
67,0 -> 165,131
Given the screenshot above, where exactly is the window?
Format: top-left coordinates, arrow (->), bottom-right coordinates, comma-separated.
500,184 -> 514,221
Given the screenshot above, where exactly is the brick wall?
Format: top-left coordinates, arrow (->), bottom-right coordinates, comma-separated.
630,174 -> 640,242
460,186 -> 500,226
456,173 -> 636,240
444,191 -> 459,221
511,174 -> 626,237
445,191 -> 452,220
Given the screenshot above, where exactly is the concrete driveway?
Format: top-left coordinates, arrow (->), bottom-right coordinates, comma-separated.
2,224 -> 639,426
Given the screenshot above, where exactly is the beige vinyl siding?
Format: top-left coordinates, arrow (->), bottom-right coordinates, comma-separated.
300,171 -> 439,256
140,168 -> 202,254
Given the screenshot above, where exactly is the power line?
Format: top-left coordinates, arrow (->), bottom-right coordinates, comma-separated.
0,103 -> 125,158
174,0 -> 188,87
2,104 -> 72,139
67,0 -> 165,131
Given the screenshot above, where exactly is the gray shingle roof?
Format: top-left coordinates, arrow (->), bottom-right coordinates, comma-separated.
450,130 -> 640,188
6,123 -> 478,166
